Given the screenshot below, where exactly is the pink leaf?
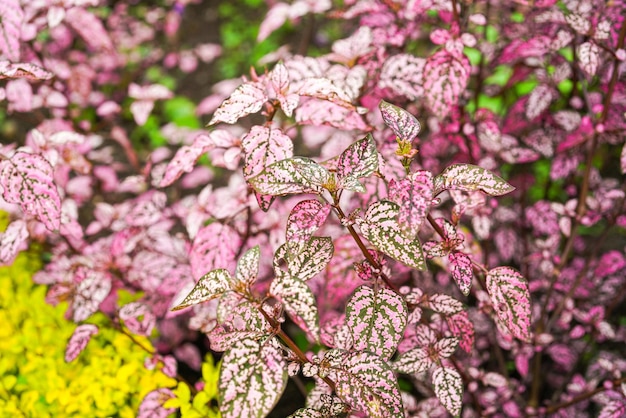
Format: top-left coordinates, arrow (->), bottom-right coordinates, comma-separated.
432,366 -> 463,417
434,337 -> 459,359
0,219 -> 28,265
295,99 -> 368,131
426,293 -> 464,315
65,324 -> 99,362
378,54 -> 425,100
577,41 -> 600,77
330,26 -> 373,64
448,251 -> 472,296
234,246 -> 260,287
0,61 -> 54,80
434,163 -> 514,196
65,7 -> 114,52
389,170 -> 434,240
270,269 -> 320,340
0,0 -> 23,61
599,400 -> 626,418
138,388 -> 176,418
241,125 -> 293,179
171,269 -> 232,311
525,84 -> 553,120
267,62 -> 299,116
486,267 -> 532,342
0,152 -> 61,231
209,82 -> 268,125
393,347 -> 433,374
257,3 -> 289,41
159,134 -> 215,187
72,269 -> 112,322
337,134 -> 379,192
423,50 -> 470,119
446,311 -> 475,353
248,157 -> 327,196
190,223 -> 241,279
379,100 -> 421,143
119,302 -> 156,336
275,237 -> 334,281
285,199 -> 331,254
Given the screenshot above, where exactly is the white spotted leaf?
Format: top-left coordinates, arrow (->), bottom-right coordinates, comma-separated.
393,347 -> 433,374
288,237 -> 334,281
426,293 -> 464,315
577,41 -> 600,77
0,0 -> 23,61
345,285 -> 408,360
485,267 -> 532,342
286,199 -> 331,255
209,82 -> 268,125
0,219 -> 28,265
241,125 -> 294,179
72,269 -> 112,322
434,337 -> 459,359
434,164 -> 514,197
249,158 -> 326,196
337,134 -> 379,192
389,171 -> 434,240
423,50 -> 470,119
379,101 -> 421,143
65,324 -> 99,362
432,366 -> 463,417
171,269 -> 232,311
270,270 -> 320,339
525,84 -> 553,120
448,251 -> 472,296
235,246 -> 260,287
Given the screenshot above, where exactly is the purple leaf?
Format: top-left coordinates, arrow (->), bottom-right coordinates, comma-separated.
324,349 -> 403,417
248,157 -> 327,196
0,61 -> 54,81
286,199 -> 331,254
355,201 -> 427,271
425,293 -> 464,315
242,125 -> 293,179
0,152 -> 61,231
423,50 -> 470,119
379,101 -> 421,143
577,41 -> 600,77
190,223 -> 241,279
234,246 -> 260,287
337,134 -> 378,192
209,82 -> 268,125
345,285 -> 408,360
432,366 -> 463,417
0,219 -> 28,265
599,400 -> 626,418
0,0 -> 23,61
525,84 -> 553,120
72,269 -> 112,322
448,251 -> 472,296
65,324 -> 98,362
434,163 -> 514,197
171,269 -> 232,311
393,347 -> 433,374
270,269 -> 320,339
485,267 -> 532,342
159,133 -> 215,187
446,311 -> 475,353
219,337 -> 287,418
138,388 -> 176,418
389,170 -> 434,240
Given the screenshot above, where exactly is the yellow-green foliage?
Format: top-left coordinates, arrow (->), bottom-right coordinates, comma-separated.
0,249 -> 177,417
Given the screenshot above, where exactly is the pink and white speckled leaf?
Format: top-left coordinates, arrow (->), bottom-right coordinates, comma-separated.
288,409 -> 324,418
0,0 -> 23,61
65,324 -> 98,362
621,143 -> 626,175
234,246 -> 260,287
448,251 -> 472,296
190,223 -> 241,279
138,388 -> 176,418
288,237 -> 334,281
379,101 -> 421,143
426,294 -> 464,315
286,199 -> 331,254
270,269 -> 320,339
159,134 -> 214,187
423,50 -> 470,119
0,152 -> 61,231
345,285 -> 408,360
446,310 -> 474,353
337,134 -> 378,192
219,337 -> 287,418
356,201 -> 427,271
599,400 -> 626,418
432,366 -> 463,417
119,302 -> 155,336
208,325 -> 268,352
485,267 -> 532,342
216,292 -> 266,333
434,164 -> 514,197
65,7 -> 114,52
393,347 -> 433,374
577,41 -> 600,77
268,62 -> 299,117
378,54 -> 425,100
389,171 -> 434,240
72,269 -> 112,322
434,337 -> 459,359
209,82 -> 268,125
324,349 -> 403,417
0,219 -> 28,265
525,84 -> 553,120
249,158 -> 326,196
171,269 -> 232,311
0,62 -> 54,80
242,125 -> 293,179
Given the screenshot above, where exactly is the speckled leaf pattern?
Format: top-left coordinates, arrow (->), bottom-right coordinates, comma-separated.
324,349 -> 403,417
577,41 -> 600,77
249,158 -> 325,196
288,409 -> 324,418
208,325 -> 268,352
423,50 -> 470,119
138,388 -> 175,418
0,152 -> 61,231
0,62 -> 54,80
209,82 -> 268,125
432,366 -> 463,417
190,223 -> 241,279
286,199 -> 331,255
72,270 -> 112,322
171,269 -> 232,311
0,0 -> 23,61
65,324 -> 99,362
598,400 -> 626,418
448,251 -> 472,296
290,157 -> 332,187
525,84 -> 553,120
235,246 -> 260,287
434,337 -> 459,359
485,267 -> 532,342
393,347 -> 433,374
288,237 -> 334,281
389,171 -> 434,240
219,337 -> 287,418
379,101 -> 421,143
378,53 -> 425,100
337,134 -> 379,192
434,164 -> 514,197
426,294 -> 464,315
0,219 -> 28,265
270,269 -> 320,339
159,134 -> 214,187
356,201 -> 427,271
345,285 -> 407,360
241,125 -> 294,179
446,311 -> 475,353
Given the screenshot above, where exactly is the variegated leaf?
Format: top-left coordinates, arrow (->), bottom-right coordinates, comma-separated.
393,347 -> 433,374
0,61 -> 54,80
324,349 -> 403,417
446,311 -> 475,353
216,292 -> 266,333
270,270 -> 320,339
525,84 -> 553,120
0,0 -> 23,61
423,50 -> 470,119
288,237 -> 334,281
0,152 -> 61,231
448,251 -> 472,296
65,324 -> 99,362
432,366 -> 463,417
345,285 -> 407,360
379,101 -> 421,143
241,125 -> 293,179
171,269 -> 232,311
598,400 -> 626,418
190,223 -> 241,279
485,267 -> 532,342
234,246 -> 260,287
577,41 -> 600,77
290,157 -> 332,187
288,409 -> 324,418
159,133 -> 214,187
356,201 -> 427,271
119,302 -> 155,336
378,53 -> 425,100
72,270 -> 112,322
425,294 -> 464,315
0,219 -> 28,265
434,164 -> 514,197
138,388 -> 175,418
389,171 -> 434,240
286,199 -> 331,255
336,134 -> 379,192
434,337 -> 459,359
248,158 -> 325,196
219,337 -> 287,418
208,325 -> 268,352
209,82 -> 268,125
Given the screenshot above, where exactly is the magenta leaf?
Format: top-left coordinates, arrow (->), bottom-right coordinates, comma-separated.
159,133 -> 214,187
0,0 -> 23,61
379,100 -> 421,143
423,50 -> 470,119
234,246 -> 260,287
270,269 -> 320,339
209,82 -> 268,125
432,366 -> 463,417
446,311 -> 475,353
0,61 -> 54,81
0,219 -> 28,265
219,337 -> 287,418
324,349 -> 403,417
393,347 -> 433,374
355,201 -> 427,271
241,125 -> 294,179
388,170 -> 434,240
65,7 -> 114,52
119,302 -> 155,336
0,151 -> 61,231
448,251 -> 472,296
434,164 -> 514,197
138,388 -> 176,418
525,84 -> 553,120
65,324 -> 99,362
190,223 -> 241,279
72,269 -> 112,322
485,267 -> 532,342
378,54 -> 425,100
599,400 -> 626,418
425,294 -> 464,315
171,269 -> 232,311
286,199 -> 331,254
577,41 -> 600,77
336,134 -> 379,192
345,285 -> 408,360
249,157 -> 327,196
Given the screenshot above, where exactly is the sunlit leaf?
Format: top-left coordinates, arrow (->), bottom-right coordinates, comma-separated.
65,324 -> 99,362
434,164 -> 514,197
270,269 -> 320,339
209,82 -> 268,125
485,267 -> 532,342
432,366 -> 463,417
379,101 -> 421,143
171,269 -> 232,311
